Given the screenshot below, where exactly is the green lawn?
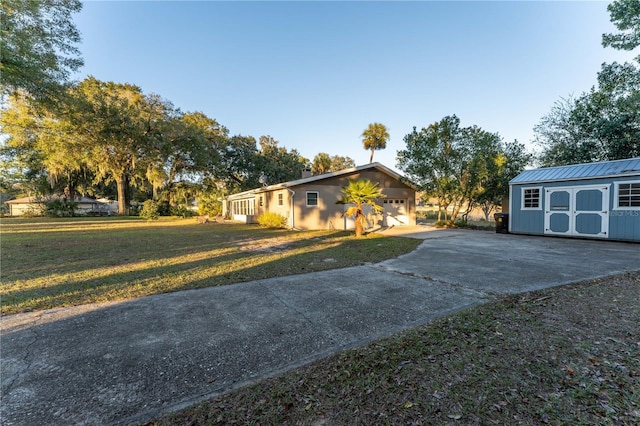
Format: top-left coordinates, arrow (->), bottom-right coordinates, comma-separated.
0,217 -> 421,315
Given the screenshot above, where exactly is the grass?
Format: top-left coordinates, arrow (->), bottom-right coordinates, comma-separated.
0,217 -> 421,315
151,272 -> 640,425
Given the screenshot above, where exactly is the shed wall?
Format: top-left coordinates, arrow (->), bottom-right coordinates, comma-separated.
510,176 -> 640,242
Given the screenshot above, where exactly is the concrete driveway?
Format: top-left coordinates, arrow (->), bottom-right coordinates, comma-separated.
1,228 -> 638,425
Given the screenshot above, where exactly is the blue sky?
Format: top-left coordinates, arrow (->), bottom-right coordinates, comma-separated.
73,1 -> 634,169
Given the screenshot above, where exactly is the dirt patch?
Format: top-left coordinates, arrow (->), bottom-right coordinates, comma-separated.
152,272 -> 640,425
236,237 -> 293,253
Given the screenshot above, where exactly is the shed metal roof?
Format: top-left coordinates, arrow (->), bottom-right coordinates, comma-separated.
510,157 -> 640,185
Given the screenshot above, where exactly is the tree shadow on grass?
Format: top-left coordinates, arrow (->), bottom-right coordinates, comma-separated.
1,238 -> 377,315
2,223 -> 339,283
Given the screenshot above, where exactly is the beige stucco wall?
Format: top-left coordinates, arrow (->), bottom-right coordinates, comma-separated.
8,203 -> 45,216
267,170 -> 416,231
6,201 -> 108,216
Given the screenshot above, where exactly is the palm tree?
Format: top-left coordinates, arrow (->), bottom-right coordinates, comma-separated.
336,179 -> 385,237
311,152 -> 332,175
361,122 -> 390,163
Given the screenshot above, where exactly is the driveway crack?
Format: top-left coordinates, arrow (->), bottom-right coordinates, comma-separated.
367,264 -> 497,300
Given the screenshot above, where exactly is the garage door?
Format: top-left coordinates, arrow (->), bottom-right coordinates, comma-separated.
383,199 -> 408,226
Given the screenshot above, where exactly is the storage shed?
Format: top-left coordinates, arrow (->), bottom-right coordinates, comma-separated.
508,157 -> 640,242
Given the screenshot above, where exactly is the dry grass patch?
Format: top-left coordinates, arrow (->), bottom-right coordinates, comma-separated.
0,217 -> 420,315
151,272 -> 640,426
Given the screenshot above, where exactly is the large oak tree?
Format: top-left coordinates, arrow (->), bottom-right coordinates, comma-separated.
1,0 -> 83,102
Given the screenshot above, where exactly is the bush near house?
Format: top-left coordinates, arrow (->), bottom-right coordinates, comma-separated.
257,212 -> 288,229
45,199 -> 78,217
139,200 -> 160,220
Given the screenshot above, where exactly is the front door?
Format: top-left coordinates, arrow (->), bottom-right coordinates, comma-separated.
544,185 -> 609,238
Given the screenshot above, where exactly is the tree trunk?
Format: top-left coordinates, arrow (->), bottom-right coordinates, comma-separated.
116,175 -> 129,215
355,212 -> 364,237
369,149 -> 374,164
125,176 -> 131,212
481,203 -> 493,222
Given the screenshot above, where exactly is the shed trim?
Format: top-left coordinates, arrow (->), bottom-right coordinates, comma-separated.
613,180 -> 640,211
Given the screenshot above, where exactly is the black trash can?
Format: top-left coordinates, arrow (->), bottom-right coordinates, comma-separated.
494,213 -> 509,234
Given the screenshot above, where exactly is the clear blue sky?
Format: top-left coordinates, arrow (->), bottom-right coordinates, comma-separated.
73,1 -> 634,170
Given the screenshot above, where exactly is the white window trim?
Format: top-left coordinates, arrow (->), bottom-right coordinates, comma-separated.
277,192 -> 284,207
521,186 -> 542,211
306,191 -> 319,207
613,180 -> 640,210
231,198 -> 255,216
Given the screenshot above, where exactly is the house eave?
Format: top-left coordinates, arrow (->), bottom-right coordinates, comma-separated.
225,163 -> 416,201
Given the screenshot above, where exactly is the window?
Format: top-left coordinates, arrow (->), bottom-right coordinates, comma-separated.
278,193 -> 284,206
259,196 -> 263,207
521,187 -> 541,210
616,181 -> 640,209
231,199 -> 255,215
306,192 -> 319,207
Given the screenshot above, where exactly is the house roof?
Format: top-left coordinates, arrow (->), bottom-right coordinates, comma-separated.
4,196 -> 106,204
226,162 -> 415,200
510,157 -> 640,185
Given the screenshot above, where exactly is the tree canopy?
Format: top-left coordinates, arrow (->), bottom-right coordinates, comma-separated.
1,0 -> 84,102
1,77 -> 347,216
312,153 -> 356,175
602,0 -> 640,59
535,0 -> 640,166
311,153 -> 331,175
397,115 -> 531,222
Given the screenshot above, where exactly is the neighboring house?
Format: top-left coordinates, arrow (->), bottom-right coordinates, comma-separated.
509,157 -> 640,242
4,196 -> 117,216
222,162 -> 417,230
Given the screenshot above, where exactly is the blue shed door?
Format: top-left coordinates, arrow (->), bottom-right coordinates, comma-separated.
544,185 -> 609,238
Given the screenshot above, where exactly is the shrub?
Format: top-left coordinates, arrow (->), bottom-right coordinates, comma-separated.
198,192 -> 223,217
434,220 -> 455,228
139,200 -> 160,220
454,219 -> 468,228
157,200 -> 171,216
44,199 -> 78,217
129,203 -> 141,216
420,210 -> 439,220
170,204 -> 195,218
257,212 -> 288,229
